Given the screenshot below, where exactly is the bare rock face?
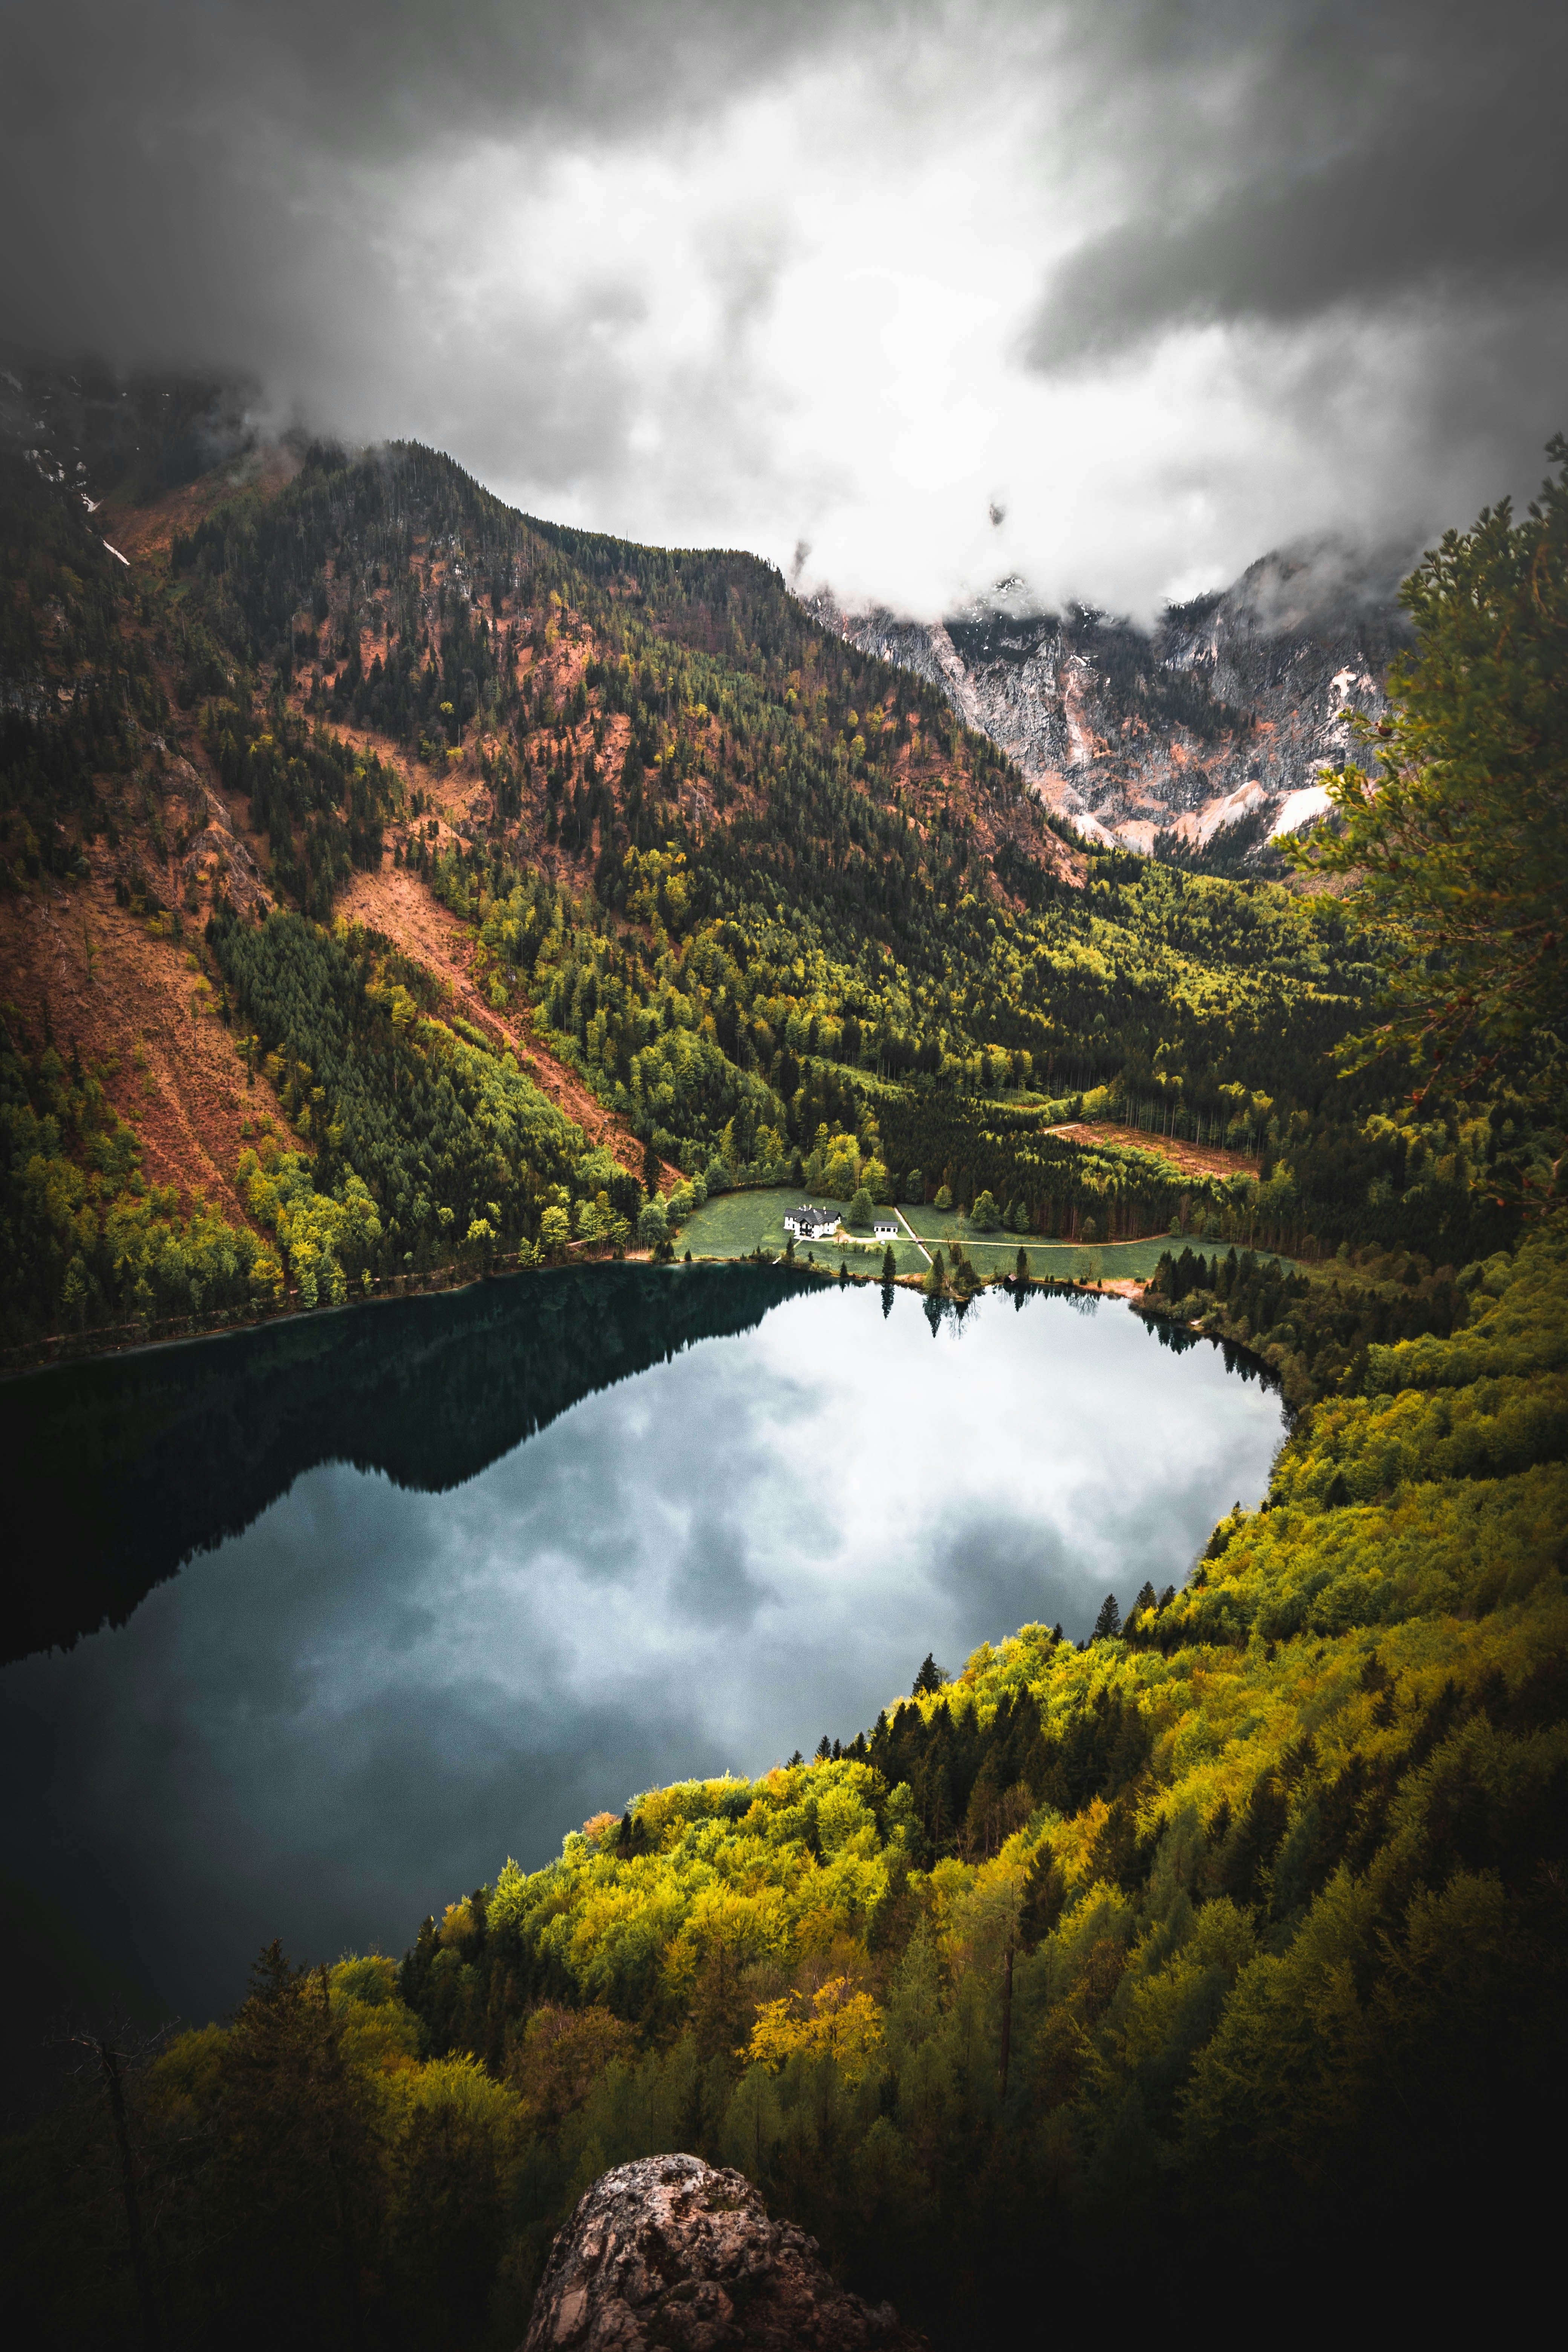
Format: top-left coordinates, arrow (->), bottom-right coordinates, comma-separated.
521,2153 -> 923,2350
806,538 -> 1412,867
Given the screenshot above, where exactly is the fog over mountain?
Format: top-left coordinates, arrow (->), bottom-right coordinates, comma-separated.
2,0 -> 1562,616
807,532 -> 1423,863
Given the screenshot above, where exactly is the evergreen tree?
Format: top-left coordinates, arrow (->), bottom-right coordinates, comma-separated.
1092,1592 -> 1122,1642
636,1197 -> 668,1252
1299,435 -> 1568,1095
912,1652 -> 947,1695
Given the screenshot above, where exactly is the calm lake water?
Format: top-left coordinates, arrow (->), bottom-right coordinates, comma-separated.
2,1265 -> 1282,2102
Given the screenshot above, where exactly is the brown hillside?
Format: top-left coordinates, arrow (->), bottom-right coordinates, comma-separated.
3,439 -> 1080,1281
1044,1118 -> 1260,1181
334,862 -> 677,1190
98,442 -> 300,562
0,870 -> 300,1220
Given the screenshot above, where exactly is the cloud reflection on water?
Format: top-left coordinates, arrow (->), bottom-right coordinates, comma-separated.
0,1284 -> 1281,2077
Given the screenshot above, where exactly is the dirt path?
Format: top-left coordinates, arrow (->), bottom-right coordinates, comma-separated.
893,1206 -> 933,1265
1044,1119 -> 1260,1182
335,863 -> 678,1189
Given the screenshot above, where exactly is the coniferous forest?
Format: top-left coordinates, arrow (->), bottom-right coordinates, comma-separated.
0,387 -> 1564,2343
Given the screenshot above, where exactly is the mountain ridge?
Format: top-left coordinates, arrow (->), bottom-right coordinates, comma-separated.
3,368 -> 1564,2350
806,536 -> 1414,867
0,366 -> 1528,1375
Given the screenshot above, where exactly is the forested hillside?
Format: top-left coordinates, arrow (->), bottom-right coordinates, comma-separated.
5,391 -> 1556,1357
11,1221 -> 1564,2340
2,382 -> 1565,2344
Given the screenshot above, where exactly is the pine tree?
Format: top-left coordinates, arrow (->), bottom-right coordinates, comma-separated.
912,1652 -> 946,1696
1297,435 -> 1568,1094
1092,1592 -> 1122,1642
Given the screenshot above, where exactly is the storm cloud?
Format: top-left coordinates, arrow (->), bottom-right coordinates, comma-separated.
2,0 -> 1561,615
1027,3 -> 1566,346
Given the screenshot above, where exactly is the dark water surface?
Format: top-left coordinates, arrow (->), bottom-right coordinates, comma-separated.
2,1265 -> 1282,2101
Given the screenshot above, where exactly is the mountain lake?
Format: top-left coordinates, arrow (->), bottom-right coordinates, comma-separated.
1,1262 -> 1284,2102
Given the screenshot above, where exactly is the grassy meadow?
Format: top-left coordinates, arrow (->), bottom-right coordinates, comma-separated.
675,1187 -> 929,1275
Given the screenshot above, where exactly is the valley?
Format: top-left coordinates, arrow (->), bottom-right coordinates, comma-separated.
1,374 -> 1563,2349
5,384 -> 1496,1369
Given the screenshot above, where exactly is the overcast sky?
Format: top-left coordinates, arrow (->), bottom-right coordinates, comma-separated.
3,0 -> 1562,616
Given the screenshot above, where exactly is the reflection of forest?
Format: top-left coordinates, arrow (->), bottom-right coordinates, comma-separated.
10,1263 -> 803,1664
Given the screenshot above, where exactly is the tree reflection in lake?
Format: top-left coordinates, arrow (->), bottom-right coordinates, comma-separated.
0,1270 -> 1282,2102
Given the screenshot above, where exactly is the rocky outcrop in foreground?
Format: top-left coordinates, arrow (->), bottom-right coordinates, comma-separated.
522,2153 -> 923,2349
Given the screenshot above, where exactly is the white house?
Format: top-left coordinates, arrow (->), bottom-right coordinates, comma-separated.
873,1217 -> 899,1242
784,1202 -> 839,1242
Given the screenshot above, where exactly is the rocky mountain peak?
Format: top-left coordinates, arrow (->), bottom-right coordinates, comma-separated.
806,535 -> 1415,868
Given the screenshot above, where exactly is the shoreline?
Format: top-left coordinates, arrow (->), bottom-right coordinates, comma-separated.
1,1235 -> 1166,1384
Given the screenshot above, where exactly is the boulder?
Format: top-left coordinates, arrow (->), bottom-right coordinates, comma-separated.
522,2153 -> 922,2350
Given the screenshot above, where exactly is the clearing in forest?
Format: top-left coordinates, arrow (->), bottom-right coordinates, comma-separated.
1043,1119 -> 1261,1181
677,1188 -> 927,1273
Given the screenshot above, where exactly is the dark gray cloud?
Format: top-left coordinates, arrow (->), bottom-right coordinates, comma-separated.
0,0 -> 861,368
1027,0 -> 1567,361
0,0 -> 1559,612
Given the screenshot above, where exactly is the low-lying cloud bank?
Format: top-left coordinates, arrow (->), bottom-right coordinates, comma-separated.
4,0 -> 1561,616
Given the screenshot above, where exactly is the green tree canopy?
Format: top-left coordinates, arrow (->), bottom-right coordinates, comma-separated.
1299,435 -> 1567,1096
636,1196 -> 669,1251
